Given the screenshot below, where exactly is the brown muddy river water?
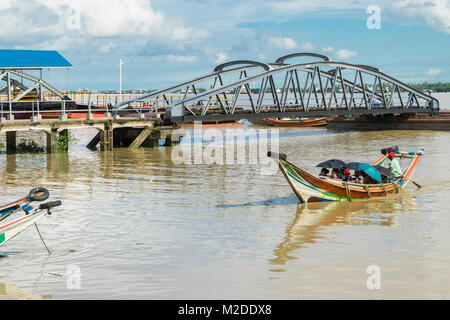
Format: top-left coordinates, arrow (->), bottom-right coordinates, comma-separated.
0,124 -> 449,299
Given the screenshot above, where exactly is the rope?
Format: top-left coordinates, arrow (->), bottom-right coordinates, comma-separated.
392,182 -> 399,194
34,223 -> 51,254
343,182 -> 352,202
365,185 -> 371,198
381,183 -> 388,196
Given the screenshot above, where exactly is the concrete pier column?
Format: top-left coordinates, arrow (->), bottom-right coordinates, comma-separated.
6,131 -> 16,154
45,128 -> 58,154
6,154 -> 17,173
142,130 -> 161,148
163,134 -> 179,147
100,122 -> 113,151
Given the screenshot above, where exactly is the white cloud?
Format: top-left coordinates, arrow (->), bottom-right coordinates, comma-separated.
60,0 -> 166,37
214,51 -> 232,64
299,42 -> 315,51
268,0 -> 369,13
167,54 -> 197,63
390,0 -> 450,33
320,47 -> 358,60
426,68 -> 444,76
321,46 -> 335,53
98,42 -> 117,54
335,49 -> 358,59
0,0 -> 209,48
268,37 -> 297,49
15,36 -> 81,51
257,53 -> 268,60
2,0 -> 440,90
149,54 -> 198,63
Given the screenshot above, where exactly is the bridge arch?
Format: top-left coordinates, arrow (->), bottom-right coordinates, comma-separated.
213,60 -> 271,72
274,53 -> 330,64
113,60 -> 271,112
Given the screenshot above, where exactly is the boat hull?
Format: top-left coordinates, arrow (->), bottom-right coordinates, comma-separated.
246,119 -> 268,125
183,119 -> 238,125
275,149 -> 423,203
0,210 -> 48,247
264,117 -> 328,127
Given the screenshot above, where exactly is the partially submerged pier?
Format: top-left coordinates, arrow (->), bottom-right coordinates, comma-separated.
0,116 -> 177,154
0,50 -> 177,154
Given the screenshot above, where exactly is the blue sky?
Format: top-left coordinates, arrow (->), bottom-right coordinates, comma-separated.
1,0 -> 449,90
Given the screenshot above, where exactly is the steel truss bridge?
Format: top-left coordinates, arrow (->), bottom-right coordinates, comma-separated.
113,53 -> 439,124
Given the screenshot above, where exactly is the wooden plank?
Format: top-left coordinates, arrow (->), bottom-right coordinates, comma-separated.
128,127 -> 152,149
87,131 -> 100,149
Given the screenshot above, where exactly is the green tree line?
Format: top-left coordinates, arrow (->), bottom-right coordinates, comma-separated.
407,82 -> 450,93
157,82 -> 450,94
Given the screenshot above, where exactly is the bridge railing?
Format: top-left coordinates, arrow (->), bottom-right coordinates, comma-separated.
0,99 -> 155,122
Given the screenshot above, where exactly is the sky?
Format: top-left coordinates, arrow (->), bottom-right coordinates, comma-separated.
1,0 -> 449,91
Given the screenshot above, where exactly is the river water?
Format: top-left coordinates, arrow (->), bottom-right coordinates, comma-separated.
431,92 -> 450,109
0,122 -> 450,300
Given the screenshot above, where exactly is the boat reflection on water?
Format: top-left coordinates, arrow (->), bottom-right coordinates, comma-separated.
0,281 -> 51,300
0,253 -> 52,300
270,194 -> 419,267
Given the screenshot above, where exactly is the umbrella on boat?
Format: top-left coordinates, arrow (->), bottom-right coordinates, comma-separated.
374,165 -> 395,179
345,162 -> 382,182
316,159 -> 346,169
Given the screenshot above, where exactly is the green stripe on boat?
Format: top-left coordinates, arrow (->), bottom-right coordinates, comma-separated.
283,161 -> 349,200
0,233 -> 5,244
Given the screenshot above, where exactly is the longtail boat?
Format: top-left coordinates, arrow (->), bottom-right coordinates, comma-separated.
264,117 -> 328,127
268,147 -> 423,203
0,188 -> 61,247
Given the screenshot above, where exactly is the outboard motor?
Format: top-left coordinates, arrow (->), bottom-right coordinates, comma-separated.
381,146 -> 399,155
267,151 -> 287,160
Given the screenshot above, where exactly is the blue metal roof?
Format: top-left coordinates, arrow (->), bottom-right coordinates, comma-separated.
0,50 -> 72,68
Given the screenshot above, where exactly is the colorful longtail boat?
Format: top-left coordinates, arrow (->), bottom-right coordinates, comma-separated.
0,188 -> 61,247
268,148 -> 424,203
0,209 -> 51,247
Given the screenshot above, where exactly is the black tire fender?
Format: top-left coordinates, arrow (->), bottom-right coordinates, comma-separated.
28,187 -> 50,202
